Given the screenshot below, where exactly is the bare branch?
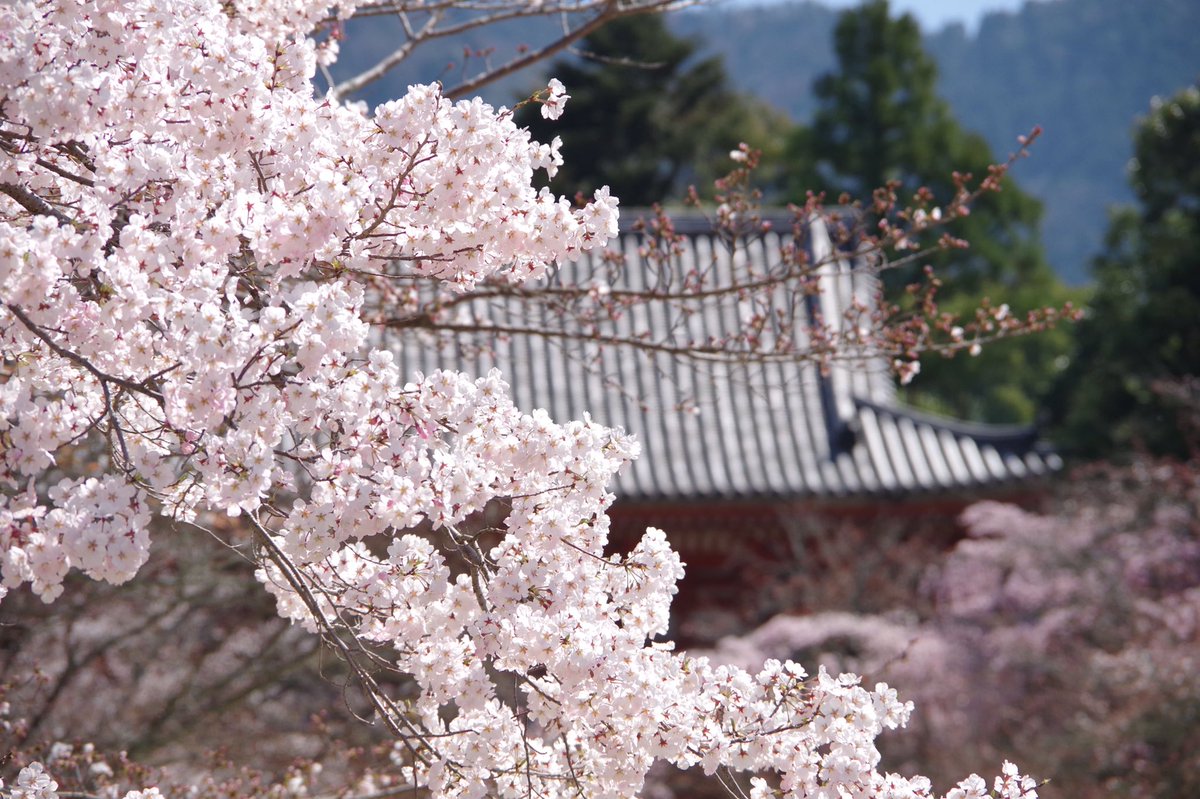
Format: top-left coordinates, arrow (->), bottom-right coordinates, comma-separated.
332,11 -> 443,99
445,2 -> 672,100
0,182 -> 76,226
329,0 -> 687,101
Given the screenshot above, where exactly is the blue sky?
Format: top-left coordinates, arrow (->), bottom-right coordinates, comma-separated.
727,0 -> 1040,33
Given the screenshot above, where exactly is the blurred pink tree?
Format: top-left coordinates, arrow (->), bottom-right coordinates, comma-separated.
701,459 -> 1200,798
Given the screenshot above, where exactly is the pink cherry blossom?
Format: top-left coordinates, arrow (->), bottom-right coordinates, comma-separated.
0,1 -> 1037,796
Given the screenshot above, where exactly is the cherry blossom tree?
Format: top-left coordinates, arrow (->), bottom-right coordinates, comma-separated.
916,462 -> 1200,798
698,459 -> 1200,799
1,1 -> 1049,797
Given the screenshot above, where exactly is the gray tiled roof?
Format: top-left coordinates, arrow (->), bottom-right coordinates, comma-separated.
388,212 -> 1060,501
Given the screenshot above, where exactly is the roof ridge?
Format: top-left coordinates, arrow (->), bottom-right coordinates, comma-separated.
852,396 -> 1043,448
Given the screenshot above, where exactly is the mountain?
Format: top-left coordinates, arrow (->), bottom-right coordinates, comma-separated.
673,0 -> 1200,284
927,0 -> 1200,283
671,2 -> 841,124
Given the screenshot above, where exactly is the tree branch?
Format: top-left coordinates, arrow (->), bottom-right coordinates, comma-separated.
4,302 -> 166,403
0,182 -> 76,226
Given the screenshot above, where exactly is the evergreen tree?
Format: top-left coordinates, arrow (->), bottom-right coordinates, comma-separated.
520,14 -> 789,207
786,0 -> 1075,423
1051,84 -> 1200,458
786,0 -> 939,201
788,0 -> 1049,291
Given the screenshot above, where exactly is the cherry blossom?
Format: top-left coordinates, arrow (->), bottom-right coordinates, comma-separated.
8,763 -> 58,799
0,0 -> 1038,797
542,78 -> 571,120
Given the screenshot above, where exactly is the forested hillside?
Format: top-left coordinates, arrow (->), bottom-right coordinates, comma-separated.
328,0 -> 1200,284
671,2 -> 841,124
926,1 -> 1200,283
675,0 -> 1200,283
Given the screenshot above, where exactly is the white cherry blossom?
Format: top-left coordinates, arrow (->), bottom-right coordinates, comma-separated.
0,1 -> 1037,797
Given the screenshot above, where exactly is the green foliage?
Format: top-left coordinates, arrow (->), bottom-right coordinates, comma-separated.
788,1 -> 1046,288
785,0 -> 1072,423
1051,84 -> 1200,458
784,0 -> 938,201
517,14 -> 790,207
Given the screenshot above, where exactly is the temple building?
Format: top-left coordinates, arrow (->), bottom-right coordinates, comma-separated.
389,211 -> 1059,637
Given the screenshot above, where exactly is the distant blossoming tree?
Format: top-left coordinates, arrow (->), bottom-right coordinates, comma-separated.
1,1 -> 1050,797
699,460 -> 1200,798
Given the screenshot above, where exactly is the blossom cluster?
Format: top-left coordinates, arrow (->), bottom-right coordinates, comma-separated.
1,761 -> 165,799
1,0 -> 1035,796
0,0 -> 616,598
6,763 -> 58,799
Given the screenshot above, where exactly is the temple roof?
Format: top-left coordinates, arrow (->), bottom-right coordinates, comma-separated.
389,211 -> 1061,501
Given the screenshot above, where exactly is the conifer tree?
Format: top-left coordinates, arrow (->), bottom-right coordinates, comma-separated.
1052,84 -> 1200,457
520,14 -> 788,206
787,0 -> 1074,422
